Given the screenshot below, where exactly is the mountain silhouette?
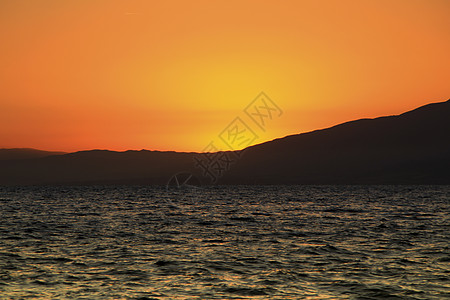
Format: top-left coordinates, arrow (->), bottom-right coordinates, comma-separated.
0,99 -> 449,185
0,148 -> 66,161
224,99 -> 450,184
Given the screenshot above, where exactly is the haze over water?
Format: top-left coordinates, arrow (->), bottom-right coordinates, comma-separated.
0,185 -> 449,299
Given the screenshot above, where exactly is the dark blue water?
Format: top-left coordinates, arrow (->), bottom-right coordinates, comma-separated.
0,185 -> 449,299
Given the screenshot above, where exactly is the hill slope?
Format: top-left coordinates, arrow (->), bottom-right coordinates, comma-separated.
0,148 -> 66,161
225,99 -> 450,184
0,99 -> 449,185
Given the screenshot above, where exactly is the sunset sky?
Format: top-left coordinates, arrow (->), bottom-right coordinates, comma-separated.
1,0 -> 449,152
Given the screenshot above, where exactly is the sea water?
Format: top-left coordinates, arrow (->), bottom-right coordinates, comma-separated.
0,185 -> 449,299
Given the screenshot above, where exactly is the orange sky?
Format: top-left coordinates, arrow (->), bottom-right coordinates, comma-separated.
1,0 -> 449,152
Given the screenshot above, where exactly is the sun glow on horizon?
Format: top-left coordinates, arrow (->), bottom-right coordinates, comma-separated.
0,0 -> 449,152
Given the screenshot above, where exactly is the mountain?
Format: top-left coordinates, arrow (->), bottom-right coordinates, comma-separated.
0,150 -> 195,185
0,99 -> 449,185
224,99 -> 450,184
0,148 -> 66,160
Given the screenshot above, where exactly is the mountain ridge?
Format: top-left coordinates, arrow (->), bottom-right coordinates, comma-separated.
1,99 -> 449,185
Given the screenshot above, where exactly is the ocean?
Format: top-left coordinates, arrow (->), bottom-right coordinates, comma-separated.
0,185 -> 449,299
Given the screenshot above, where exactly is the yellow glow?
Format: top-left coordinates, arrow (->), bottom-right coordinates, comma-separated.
0,0 -> 449,151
